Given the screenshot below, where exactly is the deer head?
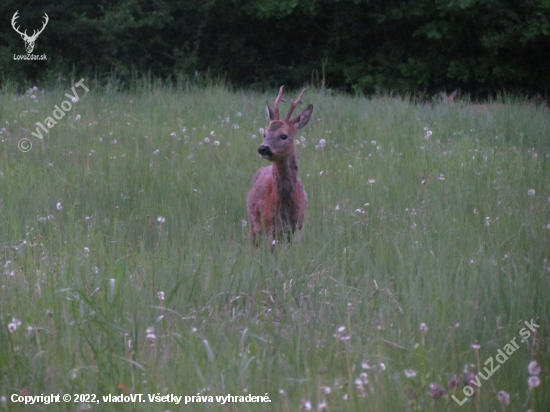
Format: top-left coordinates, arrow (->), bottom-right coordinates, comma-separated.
258,86 -> 313,163
440,90 -> 457,104
11,11 -> 49,54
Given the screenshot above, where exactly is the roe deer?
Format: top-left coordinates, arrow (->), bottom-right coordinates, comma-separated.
246,86 -> 313,249
440,90 -> 506,110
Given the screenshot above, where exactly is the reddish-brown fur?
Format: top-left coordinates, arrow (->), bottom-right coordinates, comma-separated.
246,86 -> 313,249
441,90 -> 506,110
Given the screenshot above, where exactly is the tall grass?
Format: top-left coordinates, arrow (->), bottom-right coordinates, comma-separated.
0,82 -> 548,411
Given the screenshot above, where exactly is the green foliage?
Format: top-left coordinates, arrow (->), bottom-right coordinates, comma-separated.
1,0 -> 549,95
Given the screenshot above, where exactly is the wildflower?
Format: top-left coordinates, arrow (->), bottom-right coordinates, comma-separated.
241,220 -> 247,227
419,322 -> 428,332
157,216 -> 165,224
404,369 -> 417,378
368,179 -> 376,184
315,138 -> 326,149
75,114 -> 81,120
320,386 -> 331,394
214,140 -> 220,146
497,390 -> 510,405
379,362 -> 386,371
485,217 -> 490,227
252,134 -> 257,139
361,361 -> 371,369
355,208 -> 365,214
237,112 -> 242,117
204,137 -> 210,143
83,247 -> 89,255
56,202 -> 62,211
354,378 -> 366,397
528,360 -> 541,375
448,374 -> 458,388
371,140 -> 377,145
359,372 -> 368,384
8,323 -> 17,333
528,375 -> 540,388
527,189 -> 535,196
335,205 -> 340,210
424,127 -> 433,139
333,326 -> 349,340
430,383 -> 444,399
317,400 -> 327,410
153,150 -> 159,155
471,342 -> 481,349
157,291 -> 165,301
146,326 -> 156,346
300,400 -> 312,411
210,131 -> 216,136
259,127 -> 264,134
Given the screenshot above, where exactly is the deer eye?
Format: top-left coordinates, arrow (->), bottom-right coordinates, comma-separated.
280,134 -> 288,140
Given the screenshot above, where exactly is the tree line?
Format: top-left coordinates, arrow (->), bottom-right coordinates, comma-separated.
1,0 -> 549,97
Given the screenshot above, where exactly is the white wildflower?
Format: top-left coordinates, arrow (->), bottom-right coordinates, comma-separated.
528,375 -> 540,388
528,360 -> 541,375
497,390 -> 510,405
404,369 -> 417,378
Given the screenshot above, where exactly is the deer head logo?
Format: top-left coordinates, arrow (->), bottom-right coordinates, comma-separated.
11,11 -> 49,54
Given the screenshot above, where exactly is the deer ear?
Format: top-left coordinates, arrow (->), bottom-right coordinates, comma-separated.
293,104 -> 313,130
266,103 -> 275,121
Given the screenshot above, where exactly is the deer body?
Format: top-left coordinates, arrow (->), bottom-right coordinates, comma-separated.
247,86 -> 313,248
440,90 -> 506,111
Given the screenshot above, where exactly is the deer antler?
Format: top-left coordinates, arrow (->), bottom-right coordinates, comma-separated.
29,13 -> 49,40
11,11 -> 27,37
273,85 -> 286,120
285,88 -> 307,121
11,11 -> 49,41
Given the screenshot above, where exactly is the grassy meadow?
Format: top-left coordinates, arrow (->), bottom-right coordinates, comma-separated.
0,81 -> 549,411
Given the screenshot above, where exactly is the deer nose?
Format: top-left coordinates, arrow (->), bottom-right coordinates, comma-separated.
258,145 -> 273,157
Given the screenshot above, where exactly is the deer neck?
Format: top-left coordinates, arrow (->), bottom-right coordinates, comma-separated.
272,154 -> 299,219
